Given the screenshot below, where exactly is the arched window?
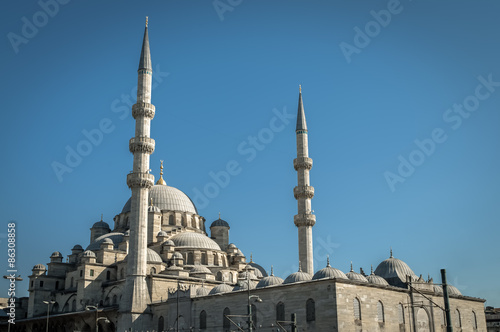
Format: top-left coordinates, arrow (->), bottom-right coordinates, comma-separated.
150,267 -> 156,274
398,303 -> 405,324
181,216 -> 186,227
201,252 -> 208,265
200,310 -> 207,329
51,302 -> 59,313
455,309 -> 461,327
306,298 -> 315,322
106,270 -> 111,280
214,254 -> 219,266
158,316 -> 164,332
223,307 -> 231,330
169,215 -> 175,225
472,311 -> 477,329
187,252 -> 194,265
112,295 -> 117,305
377,301 -> 384,322
276,302 -> 285,322
353,298 -> 361,320
251,304 -> 257,327
71,299 -> 76,311
191,217 -> 197,228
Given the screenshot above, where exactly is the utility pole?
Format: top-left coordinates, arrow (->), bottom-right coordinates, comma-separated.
290,313 -> 297,332
441,269 -> 454,332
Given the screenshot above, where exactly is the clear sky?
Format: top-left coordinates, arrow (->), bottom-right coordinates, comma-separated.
1,0 -> 499,307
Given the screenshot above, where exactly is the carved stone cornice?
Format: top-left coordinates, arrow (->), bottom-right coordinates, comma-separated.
129,136 -> 155,154
132,102 -> 155,119
126,172 -> 155,189
293,185 -> 315,199
294,214 -> 316,227
293,157 -> 313,171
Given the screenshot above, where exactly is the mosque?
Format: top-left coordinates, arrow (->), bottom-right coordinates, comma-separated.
12,20 -> 486,332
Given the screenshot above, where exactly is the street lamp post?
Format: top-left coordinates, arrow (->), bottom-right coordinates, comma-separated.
42,300 -> 55,332
245,272 -> 262,332
85,304 -> 109,332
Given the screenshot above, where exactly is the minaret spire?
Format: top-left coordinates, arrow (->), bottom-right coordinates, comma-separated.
119,19 -> 156,330
293,85 -> 315,275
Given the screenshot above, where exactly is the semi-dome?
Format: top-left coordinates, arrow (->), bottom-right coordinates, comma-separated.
209,283 -> 233,295
283,265 -> 312,284
33,264 -> 46,271
366,267 -> 389,286
257,268 -> 284,288
346,264 -> 368,282
210,218 -> 230,228
313,258 -> 348,280
86,232 -> 124,251
125,248 -> 162,263
122,184 -> 198,215
170,232 -> 221,251
374,251 -> 417,288
190,265 -> 212,275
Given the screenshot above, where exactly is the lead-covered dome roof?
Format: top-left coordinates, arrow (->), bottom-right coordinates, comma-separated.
86,232 -> 124,251
122,184 -> 198,214
170,232 -> 221,251
374,251 -> 417,287
313,258 -> 348,280
346,263 -> 368,282
210,218 -> 230,228
283,265 -> 312,284
209,283 -> 233,295
257,267 -> 283,288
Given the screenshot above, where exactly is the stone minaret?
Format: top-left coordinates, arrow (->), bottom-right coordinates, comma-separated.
293,86 -> 315,275
119,17 -> 155,329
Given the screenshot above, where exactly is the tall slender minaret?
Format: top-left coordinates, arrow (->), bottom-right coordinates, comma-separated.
119,17 -> 155,328
293,85 -> 315,275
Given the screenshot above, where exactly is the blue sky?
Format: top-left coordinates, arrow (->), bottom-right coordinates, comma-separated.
1,0 -> 499,307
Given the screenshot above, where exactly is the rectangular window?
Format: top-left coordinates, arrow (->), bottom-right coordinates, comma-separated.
90,269 -> 94,277
39,280 -> 44,287
80,270 -> 83,277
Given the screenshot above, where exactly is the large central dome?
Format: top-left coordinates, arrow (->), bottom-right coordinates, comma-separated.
122,184 -> 198,214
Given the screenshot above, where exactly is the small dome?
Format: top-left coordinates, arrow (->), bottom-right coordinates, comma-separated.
374,251 -> 417,287
170,232 -> 221,251
122,184 -> 198,214
236,249 -> 244,257
172,252 -> 183,259
72,244 -> 83,251
148,205 -> 161,213
83,250 -> 96,258
33,264 -> 46,271
346,264 -> 368,282
102,238 -> 113,244
210,218 -> 230,228
239,271 -> 258,281
162,240 -> 175,246
190,265 -> 212,275
233,280 -> 257,291
435,284 -> 461,296
209,283 -> 233,295
228,243 -> 237,249
125,249 -> 162,263
313,259 -> 348,280
247,257 -> 268,277
86,232 -> 124,251
246,265 -> 263,278
157,231 -> 169,237
196,287 -> 210,297
50,251 -> 63,258
92,220 -> 110,229
366,267 -> 389,286
433,284 -> 443,294
257,268 -> 283,288
283,265 -> 312,284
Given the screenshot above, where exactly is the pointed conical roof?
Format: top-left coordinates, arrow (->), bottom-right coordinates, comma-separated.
296,85 -> 307,131
138,18 -> 152,71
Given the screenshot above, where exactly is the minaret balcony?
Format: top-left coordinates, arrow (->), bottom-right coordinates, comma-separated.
132,102 -> 155,119
129,136 -> 155,154
293,157 -> 313,170
294,214 -> 316,227
126,172 -> 155,189
294,185 -> 315,199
